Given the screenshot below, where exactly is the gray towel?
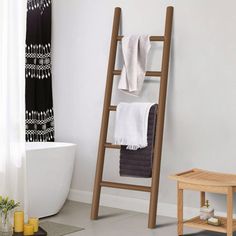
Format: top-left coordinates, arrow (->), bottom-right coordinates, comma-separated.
119,104 -> 158,178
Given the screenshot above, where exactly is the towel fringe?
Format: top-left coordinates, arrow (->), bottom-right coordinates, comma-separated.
114,138 -> 147,150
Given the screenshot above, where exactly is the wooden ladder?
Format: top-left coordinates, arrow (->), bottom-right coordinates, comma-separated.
91,6 -> 173,229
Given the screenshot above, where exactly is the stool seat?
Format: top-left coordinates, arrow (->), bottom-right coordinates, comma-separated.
170,168 -> 236,187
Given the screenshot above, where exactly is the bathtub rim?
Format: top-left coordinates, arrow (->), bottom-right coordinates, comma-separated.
26,142 -> 77,151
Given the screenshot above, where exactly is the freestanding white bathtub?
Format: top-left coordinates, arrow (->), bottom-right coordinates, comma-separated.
26,142 -> 76,218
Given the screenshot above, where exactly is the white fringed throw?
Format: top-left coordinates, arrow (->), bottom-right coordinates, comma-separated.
114,102 -> 154,150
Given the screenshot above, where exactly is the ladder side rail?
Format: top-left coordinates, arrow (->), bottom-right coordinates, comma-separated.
91,7 -> 121,220
148,6 -> 174,229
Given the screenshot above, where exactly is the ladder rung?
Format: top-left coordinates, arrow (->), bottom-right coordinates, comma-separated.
113,70 -> 162,77
108,105 -> 159,118
108,105 -> 117,111
105,142 -> 120,149
101,181 -> 151,192
117,36 -> 165,42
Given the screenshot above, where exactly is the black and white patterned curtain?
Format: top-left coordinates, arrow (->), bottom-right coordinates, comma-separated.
25,0 -> 54,142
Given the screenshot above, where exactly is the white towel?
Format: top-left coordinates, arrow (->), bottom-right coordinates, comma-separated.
114,102 -> 154,150
118,35 -> 151,96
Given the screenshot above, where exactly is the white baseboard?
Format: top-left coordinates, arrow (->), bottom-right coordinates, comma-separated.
68,189 -> 231,219
68,189 -> 196,218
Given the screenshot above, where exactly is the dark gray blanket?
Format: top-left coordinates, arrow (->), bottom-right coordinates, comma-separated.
120,104 -> 158,178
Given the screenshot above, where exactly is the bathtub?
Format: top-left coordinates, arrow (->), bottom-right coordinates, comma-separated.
26,142 -> 76,218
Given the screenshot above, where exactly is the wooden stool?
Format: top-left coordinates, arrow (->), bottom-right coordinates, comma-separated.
170,169 -> 236,236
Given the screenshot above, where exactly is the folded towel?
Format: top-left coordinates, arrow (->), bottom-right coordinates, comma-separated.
118,35 -> 151,96
114,102 -> 154,150
120,104 -> 158,178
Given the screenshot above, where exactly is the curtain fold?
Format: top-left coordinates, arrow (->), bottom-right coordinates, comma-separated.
0,0 -> 27,210
25,0 -> 54,142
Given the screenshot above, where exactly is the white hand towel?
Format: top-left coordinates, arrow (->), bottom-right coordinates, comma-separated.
118,35 -> 151,96
114,102 -> 154,150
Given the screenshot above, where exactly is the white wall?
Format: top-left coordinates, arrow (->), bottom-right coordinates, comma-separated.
52,0 -> 236,215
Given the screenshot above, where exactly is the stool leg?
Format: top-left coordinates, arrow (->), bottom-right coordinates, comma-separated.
178,183 -> 183,236
227,187 -> 233,236
200,192 -> 205,207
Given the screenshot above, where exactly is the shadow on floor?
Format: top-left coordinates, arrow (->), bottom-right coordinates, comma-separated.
154,221 -> 177,229
97,212 -> 131,220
